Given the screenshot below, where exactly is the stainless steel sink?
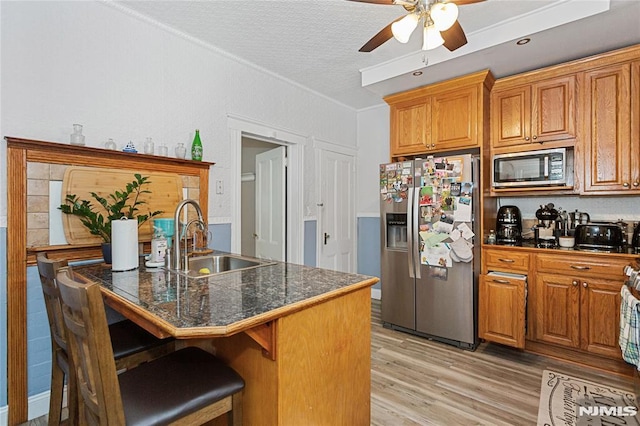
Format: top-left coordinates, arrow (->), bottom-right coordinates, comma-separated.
172,254 -> 274,278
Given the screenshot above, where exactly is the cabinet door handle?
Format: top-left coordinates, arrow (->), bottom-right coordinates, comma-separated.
582,282 -> 588,288
524,136 -> 530,141
623,182 -> 630,188
498,258 -> 515,263
633,182 -> 639,187
532,135 -> 538,140
570,265 -> 590,270
491,278 -> 511,284
572,280 -> 579,286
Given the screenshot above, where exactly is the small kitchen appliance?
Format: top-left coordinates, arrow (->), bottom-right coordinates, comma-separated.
633,223 -> 640,253
534,203 -> 559,248
567,209 -> 590,236
575,223 -> 624,252
496,205 -> 522,245
492,148 -> 573,189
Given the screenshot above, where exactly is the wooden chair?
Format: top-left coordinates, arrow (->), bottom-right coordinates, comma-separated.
55,265 -> 245,425
36,253 -> 176,425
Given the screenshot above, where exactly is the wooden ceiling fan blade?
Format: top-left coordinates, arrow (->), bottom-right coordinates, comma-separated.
441,20 -> 467,51
346,0 -> 396,4
359,18 -> 402,52
449,0 -> 485,5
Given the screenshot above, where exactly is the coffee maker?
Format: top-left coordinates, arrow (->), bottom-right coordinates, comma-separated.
496,205 -> 522,245
534,203 -> 559,248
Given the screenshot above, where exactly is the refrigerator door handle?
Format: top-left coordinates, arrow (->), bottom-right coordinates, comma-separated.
413,186 -> 421,279
407,187 -> 415,279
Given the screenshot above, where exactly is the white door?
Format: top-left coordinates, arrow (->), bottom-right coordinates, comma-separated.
255,146 -> 286,261
318,149 -> 356,272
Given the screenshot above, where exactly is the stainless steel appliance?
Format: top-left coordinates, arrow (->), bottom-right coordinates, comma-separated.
496,205 -> 522,245
380,153 -> 479,349
575,222 -> 624,251
492,148 -> 573,188
568,209 -> 590,234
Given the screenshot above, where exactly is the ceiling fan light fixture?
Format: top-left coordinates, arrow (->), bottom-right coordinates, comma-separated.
422,23 -> 444,51
391,13 -> 419,44
430,2 -> 458,31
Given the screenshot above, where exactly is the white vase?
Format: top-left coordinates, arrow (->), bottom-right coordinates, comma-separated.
111,218 -> 139,271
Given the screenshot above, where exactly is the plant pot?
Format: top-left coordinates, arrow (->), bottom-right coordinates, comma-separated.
101,242 -> 112,264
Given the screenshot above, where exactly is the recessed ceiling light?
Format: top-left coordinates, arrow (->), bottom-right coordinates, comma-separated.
516,38 -> 531,46
412,71 -> 423,76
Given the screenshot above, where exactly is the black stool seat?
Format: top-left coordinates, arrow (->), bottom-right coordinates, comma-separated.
119,347 -> 245,426
109,319 -> 174,360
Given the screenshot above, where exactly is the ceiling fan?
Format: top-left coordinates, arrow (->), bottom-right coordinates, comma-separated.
349,0 -> 485,52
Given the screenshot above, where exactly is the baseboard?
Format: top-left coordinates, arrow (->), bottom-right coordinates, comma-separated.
0,388 -> 64,425
371,288 -> 381,300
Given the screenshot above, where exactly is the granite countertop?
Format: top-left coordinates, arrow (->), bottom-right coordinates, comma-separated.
73,254 -> 378,337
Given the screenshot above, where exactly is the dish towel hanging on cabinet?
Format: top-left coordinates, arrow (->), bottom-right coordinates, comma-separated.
619,285 -> 640,369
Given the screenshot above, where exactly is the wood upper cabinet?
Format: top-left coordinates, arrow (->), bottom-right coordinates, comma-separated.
582,63 -> 635,192
389,97 -> 431,156
386,70 -> 493,159
431,85 -> 479,151
491,75 -> 577,149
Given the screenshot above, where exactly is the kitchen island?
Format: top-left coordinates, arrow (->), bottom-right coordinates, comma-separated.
74,256 -> 378,426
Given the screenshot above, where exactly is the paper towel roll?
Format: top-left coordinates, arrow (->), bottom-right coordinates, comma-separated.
112,218 -> 139,271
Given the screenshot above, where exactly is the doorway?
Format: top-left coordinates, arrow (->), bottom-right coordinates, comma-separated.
241,137 -> 286,260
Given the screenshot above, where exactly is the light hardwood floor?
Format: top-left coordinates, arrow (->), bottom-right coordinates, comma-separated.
370,298 -> 634,425
22,298 -> 635,425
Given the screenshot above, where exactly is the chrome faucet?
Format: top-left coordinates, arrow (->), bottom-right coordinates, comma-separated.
172,199 -> 205,272
182,219 -> 206,272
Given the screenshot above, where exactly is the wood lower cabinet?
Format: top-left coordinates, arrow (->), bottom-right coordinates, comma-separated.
479,273 -> 526,348
581,277 -> 624,357
479,247 -> 529,349
480,246 -> 636,365
534,273 -> 580,348
491,75 -> 576,150
533,253 -> 630,359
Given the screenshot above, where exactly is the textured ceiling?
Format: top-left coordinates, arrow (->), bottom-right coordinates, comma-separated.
114,0 -> 640,110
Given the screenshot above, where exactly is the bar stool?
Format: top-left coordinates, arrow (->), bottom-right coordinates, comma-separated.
55,266 -> 244,425
36,253 -> 175,425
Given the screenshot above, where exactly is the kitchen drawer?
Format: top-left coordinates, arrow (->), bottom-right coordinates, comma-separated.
484,249 -> 530,273
536,253 -> 631,278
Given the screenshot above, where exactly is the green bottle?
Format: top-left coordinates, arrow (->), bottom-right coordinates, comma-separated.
191,129 -> 203,161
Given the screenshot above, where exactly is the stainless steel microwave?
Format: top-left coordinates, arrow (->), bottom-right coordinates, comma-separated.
492,148 -> 573,188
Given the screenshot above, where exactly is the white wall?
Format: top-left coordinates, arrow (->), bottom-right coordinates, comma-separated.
0,0 -> 371,413
356,104 -> 389,216
0,1 -> 359,225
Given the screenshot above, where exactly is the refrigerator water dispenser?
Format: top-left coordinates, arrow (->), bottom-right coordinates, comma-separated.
386,213 -> 407,249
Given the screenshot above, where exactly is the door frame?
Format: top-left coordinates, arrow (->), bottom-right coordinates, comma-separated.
314,138 -> 358,272
228,115 -> 305,265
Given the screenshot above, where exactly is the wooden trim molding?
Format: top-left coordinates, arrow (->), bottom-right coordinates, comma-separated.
3,136 -> 213,425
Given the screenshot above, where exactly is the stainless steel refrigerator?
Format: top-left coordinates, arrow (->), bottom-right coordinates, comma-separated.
379,153 -> 480,349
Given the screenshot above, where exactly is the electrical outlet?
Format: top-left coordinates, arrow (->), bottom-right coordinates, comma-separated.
216,180 -> 224,194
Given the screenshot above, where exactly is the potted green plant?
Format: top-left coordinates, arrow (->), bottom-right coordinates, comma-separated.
59,173 -> 163,263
